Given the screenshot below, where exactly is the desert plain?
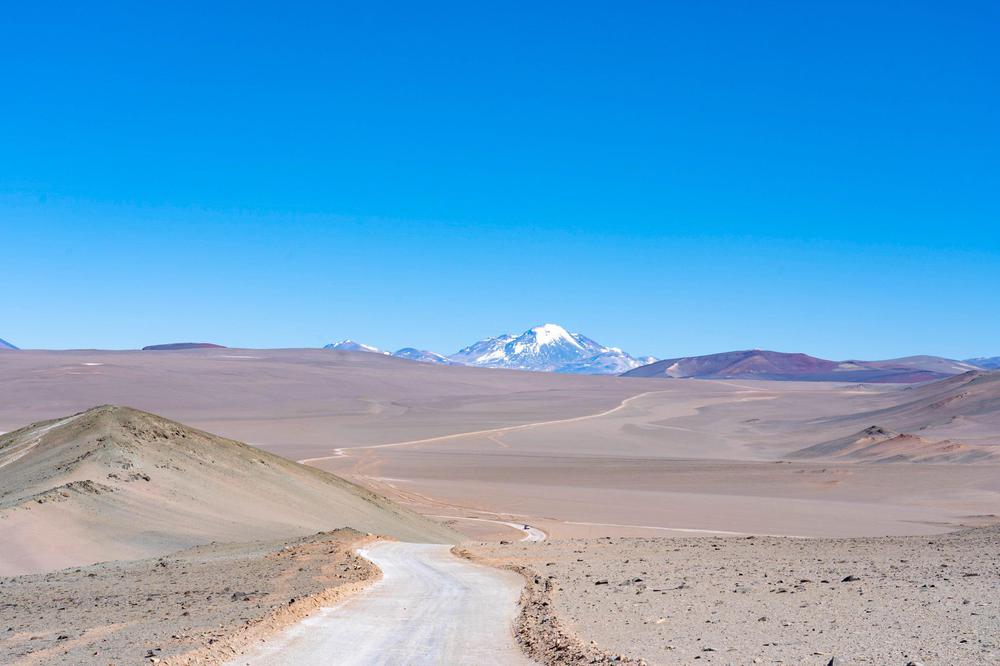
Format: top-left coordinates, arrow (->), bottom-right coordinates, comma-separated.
1,348 -> 999,664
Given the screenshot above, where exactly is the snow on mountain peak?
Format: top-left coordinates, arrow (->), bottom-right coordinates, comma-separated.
447,324 -> 650,374
528,323 -> 583,349
321,325 -> 657,375
392,348 -> 460,365
323,339 -> 390,355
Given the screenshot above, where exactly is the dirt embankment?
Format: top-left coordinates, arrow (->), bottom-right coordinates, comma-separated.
463,524 -> 1000,665
454,545 -> 646,665
0,530 -> 380,666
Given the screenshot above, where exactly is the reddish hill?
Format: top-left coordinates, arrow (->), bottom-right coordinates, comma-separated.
623,350 -> 967,383
141,342 -> 226,351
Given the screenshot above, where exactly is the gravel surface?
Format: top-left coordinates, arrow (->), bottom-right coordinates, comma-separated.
0,530 -> 377,666
468,525 -> 1000,665
226,541 -> 531,666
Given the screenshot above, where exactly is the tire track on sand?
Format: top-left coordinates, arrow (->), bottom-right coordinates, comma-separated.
298,390 -> 669,465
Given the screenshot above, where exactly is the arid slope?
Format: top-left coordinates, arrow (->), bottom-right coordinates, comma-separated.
0,406 -> 459,575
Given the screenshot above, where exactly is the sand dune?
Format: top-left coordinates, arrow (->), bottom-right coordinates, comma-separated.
0,406 -> 459,575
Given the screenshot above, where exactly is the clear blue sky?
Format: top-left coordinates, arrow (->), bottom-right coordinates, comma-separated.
2,2 -> 998,359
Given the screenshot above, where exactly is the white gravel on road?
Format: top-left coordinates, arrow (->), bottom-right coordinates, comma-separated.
226,541 -> 535,665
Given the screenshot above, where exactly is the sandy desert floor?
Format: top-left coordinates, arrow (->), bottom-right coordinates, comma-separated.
466,525 -> 1000,665
312,379 -> 1000,540
2,350 -> 1000,665
0,530 -> 377,666
2,350 -> 999,543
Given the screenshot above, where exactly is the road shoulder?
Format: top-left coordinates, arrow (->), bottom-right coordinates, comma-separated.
1,530 -> 381,666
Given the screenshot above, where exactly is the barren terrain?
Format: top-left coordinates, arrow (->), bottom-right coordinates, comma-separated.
0,405 -> 457,575
2,350 -> 999,544
467,524 -> 1000,665
0,530 -> 377,666
1,349 -> 999,664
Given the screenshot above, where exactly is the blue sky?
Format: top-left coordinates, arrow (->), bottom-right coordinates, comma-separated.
2,2 -> 998,359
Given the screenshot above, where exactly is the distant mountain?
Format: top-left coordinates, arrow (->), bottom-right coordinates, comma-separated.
448,323 -> 652,374
0,338 -> 17,350
323,340 -> 390,355
861,355 -> 982,375
392,348 -> 461,365
142,342 -> 225,351
967,356 -> 1000,370
623,349 -> 974,383
557,349 -> 652,375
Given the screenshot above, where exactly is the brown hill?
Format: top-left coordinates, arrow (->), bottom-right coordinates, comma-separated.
0,406 -> 459,575
819,370 -> 1000,439
142,342 -> 226,350
623,350 -> 972,383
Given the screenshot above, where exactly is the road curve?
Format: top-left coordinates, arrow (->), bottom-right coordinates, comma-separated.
429,515 -> 547,542
225,541 -> 535,666
298,389 -> 670,464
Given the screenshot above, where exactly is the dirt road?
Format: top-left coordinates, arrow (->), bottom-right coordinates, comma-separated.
226,541 -> 534,665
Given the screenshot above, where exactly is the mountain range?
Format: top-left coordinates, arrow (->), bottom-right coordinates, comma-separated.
448,324 -> 653,373
6,331 -> 998,382
622,349 -> 984,383
324,324 -> 654,375
324,339 -> 391,355
967,356 -> 1000,370
322,328 -> 998,381
142,342 -> 226,351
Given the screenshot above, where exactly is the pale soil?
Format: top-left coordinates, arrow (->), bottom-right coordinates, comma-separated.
467,525 -> 1000,665
0,530 -> 378,666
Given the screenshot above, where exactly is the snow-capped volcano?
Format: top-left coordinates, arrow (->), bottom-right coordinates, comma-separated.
449,324 -> 652,374
392,347 -> 461,365
323,339 -> 390,355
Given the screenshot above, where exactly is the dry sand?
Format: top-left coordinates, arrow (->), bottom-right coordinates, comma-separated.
466,525 -> 1000,665
0,530 -> 378,666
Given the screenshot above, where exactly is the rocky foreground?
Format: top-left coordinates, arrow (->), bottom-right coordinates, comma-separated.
466,524 -> 1000,665
0,530 -> 377,665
